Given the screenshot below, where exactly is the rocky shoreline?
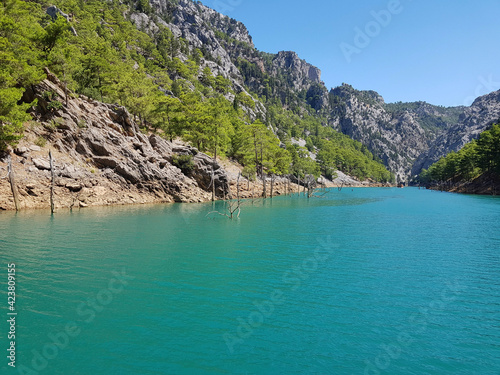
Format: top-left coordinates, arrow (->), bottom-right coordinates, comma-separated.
0,75 -> 229,211
0,76 -> 388,212
426,172 -> 500,196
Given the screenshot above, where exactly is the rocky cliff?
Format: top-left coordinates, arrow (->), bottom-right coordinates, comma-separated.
136,1 -> 500,182
0,74 -> 230,210
327,84 -> 500,182
129,0 -> 327,115
326,85 -> 461,181
412,90 -> 500,176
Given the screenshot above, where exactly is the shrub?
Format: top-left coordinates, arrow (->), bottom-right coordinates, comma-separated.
47,100 -> 63,111
172,154 -> 195,174
35,136 -> 47,147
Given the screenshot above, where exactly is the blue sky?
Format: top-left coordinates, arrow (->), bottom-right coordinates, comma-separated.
202,0 -> 500,107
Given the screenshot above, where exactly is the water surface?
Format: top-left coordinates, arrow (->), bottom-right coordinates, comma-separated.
0,188 -> 499,374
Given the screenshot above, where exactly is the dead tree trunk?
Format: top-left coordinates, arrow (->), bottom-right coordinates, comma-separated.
306,175 -> 317,198
7,155 -> 20,211
64,70 -> 69,107
211,164 -> 215,202
208,171 -> 241,219
270,174 -> 275,198
262,173 -> 267,198
237,172 -> 241,203
50,150 -> 55,214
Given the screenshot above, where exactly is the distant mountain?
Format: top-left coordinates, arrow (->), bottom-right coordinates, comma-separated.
138,0 -> 500,182
325,84 -> 463,181
411,90 -> 500,177
326,84 -> 500,181
3,0 -> 499,188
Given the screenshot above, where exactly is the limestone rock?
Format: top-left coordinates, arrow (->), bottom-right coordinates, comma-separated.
33,158 -> 51,170
14,147 -> 29,156
0,72 -> 231,210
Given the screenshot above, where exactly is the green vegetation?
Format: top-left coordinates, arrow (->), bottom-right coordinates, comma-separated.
0,0 -> 44,150
384,101 -> 464,133
419,124 -> 500,185
0,0 -> 392,183
267,104 -> 393,182
172,154 -> 195,174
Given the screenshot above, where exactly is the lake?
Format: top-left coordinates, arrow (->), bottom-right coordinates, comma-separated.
1,188 -> 499,374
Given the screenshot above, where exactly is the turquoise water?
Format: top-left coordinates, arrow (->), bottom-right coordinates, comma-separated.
0,188 -> 499,374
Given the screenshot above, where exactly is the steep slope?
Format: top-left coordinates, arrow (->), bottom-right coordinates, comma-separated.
1,74 -> 229,210
412,90 -> 500,177
327,84 -> 465,181
133,0 -> 328,113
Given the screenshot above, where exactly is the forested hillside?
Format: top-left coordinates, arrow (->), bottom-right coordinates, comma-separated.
0,0 -> 394,183
418,124 -> 500,193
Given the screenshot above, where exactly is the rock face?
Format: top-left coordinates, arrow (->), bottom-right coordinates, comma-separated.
138,1 -> 500,181
0,75 -> 230,210
327,86 -> 500,181
427,172 -> 500,195
271,51 -> 322,90
412,90 -> 500,176
327,84 -> 470,181
136,1 -> 250,90
129,0 -> 326,119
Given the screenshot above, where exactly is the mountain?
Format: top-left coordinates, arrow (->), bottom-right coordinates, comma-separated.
411,90 -> 500,177
326,84 -> 464,181
326,84 -> 500,182
137,0 -> 500,182
135,0 -> 326,115
1,0 -> 499,203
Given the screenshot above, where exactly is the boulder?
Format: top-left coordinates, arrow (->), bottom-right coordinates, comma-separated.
93,157 -> 118,169
14,147 -> 29,156
191,153 -> 229,197
115,163 -> 141,183
75,141 -> 90,156
32,158 -> 51,170
66,183 -> 82,192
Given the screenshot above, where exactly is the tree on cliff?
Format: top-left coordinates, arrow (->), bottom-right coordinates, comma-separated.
0,0 -> 44,151
419,124 -> 500,185
0,0 -> 393,184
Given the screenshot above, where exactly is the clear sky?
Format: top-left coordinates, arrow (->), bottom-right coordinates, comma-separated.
202,0 -> 500,107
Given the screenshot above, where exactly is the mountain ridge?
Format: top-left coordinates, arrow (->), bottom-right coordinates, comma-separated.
1,0 -> 499,193
141,0 -> 500,182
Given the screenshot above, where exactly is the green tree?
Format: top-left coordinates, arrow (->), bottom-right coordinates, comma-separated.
151,93 -> 183,140
477,124 -> 500,173
200,66 -> 214,87
214,74 -> 230,94
0,0 -> 44,150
